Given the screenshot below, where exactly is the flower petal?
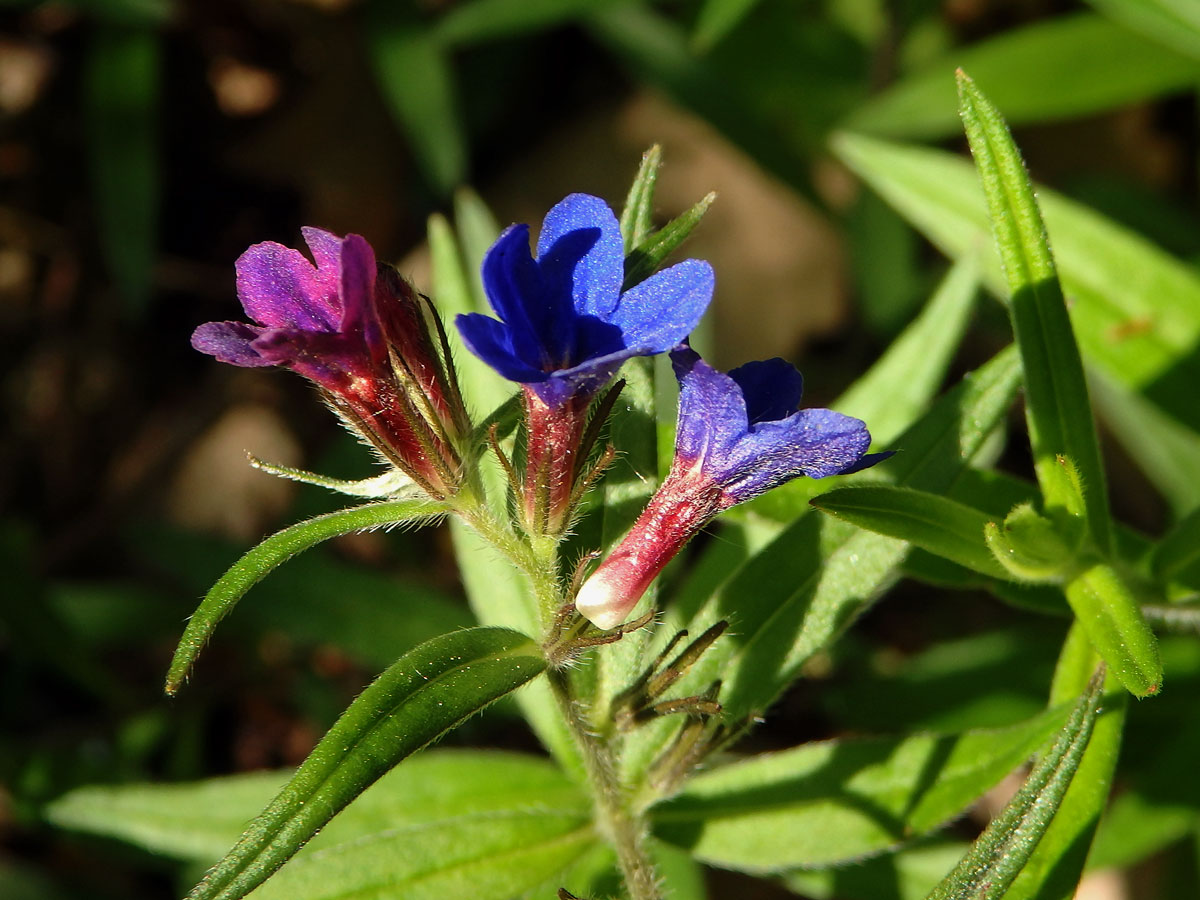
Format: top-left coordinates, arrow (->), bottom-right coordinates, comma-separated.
723,408 -> 873,498
235,241 -> 340,332
612,259 -> 714,354
729,358 -> 803,424
536,193 -> 623,320
456,312 -> 547,384
671,344 -> 748,467
191,321 -> 273,367
301,227 -> 343,287
480,224 -> 551,366
337,234 -> 381,354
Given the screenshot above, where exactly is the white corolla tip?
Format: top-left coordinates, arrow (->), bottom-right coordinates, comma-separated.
573,574 -> 630,631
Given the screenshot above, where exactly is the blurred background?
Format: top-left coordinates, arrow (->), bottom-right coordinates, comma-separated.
3,0 -> 1200,897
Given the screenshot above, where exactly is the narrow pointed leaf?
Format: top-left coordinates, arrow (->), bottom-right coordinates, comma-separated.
812,486 -> 1009,580
653,707 -> 1067,871
692,0 -> 764,51
623,192 -> 716,290
848,14 -> 1200,140
184,627 -> 546,900
165,499 -> 445,695
620,144 -> 662,253
958,71 -> 1111,551
1085,0 -> 1200,61
924,668 -> 1106,900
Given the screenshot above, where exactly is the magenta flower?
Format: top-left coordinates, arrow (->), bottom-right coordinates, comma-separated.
575,345 -> 888,629
192,228 -> 463,497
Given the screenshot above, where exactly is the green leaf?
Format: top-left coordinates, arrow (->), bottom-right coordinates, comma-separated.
782,841 -> 966,900
958,70 -> 1111,551
1088,369 -> 1200,519
848,14 -> 1200,140
164,498 -> 445,694
832,131 -> 1200,433
1085,0 -> 1200,61
813,485 -> 1009,580
248,812 -> 593,900
620,144 -> 662,253
653,708 -> 1068,871
48,750 -> 584,862
435,0 -> 611,46
86,25 -> 159,316
1063,563 -> 1161,698
743,252 -> 980,522
1006,625 -> 1125,900
924,667 -> 1106,900
366,9 -> 465,195
692,0 -> 764,51
182,628 -> 546,900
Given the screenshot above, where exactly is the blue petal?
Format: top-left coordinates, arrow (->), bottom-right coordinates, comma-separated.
613,260 -> 714,354
729,358 -> 803,424
671,344 -> 748,467
480,224 -> 551,366
722,408 -> 872,499
456,313 -> 547,384
536,194 -> 623,321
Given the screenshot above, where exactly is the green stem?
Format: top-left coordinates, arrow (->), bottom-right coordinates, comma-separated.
547,668 -> 661,900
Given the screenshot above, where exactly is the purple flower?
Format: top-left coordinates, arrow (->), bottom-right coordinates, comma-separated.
456,193 -> 714,408
575,345 -> 888,629
191,228 -> 464,497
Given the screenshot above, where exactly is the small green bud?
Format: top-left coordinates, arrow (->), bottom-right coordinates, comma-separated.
985,502 -> 1081,582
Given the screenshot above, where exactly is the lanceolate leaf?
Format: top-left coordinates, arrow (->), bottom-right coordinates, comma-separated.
620,144 -> 663,253
812,486 -> 1009,580
1086,0 -> 1200,61
847,14 -> 1200,140
623,192 -> 717,291
957,71 -> 1111,552
924,667 -> 1106,900
832,131 -> 1200,432
165,499 -> 445,695
184,628 -> 546,900
652,707 -> 1067,871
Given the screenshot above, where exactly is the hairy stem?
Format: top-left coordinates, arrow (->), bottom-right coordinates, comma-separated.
547,668 -> 661,900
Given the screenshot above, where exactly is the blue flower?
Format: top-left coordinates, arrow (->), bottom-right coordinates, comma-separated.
456,194 -> 714,407
671,344 -> 887,502
575,345 -> 888,629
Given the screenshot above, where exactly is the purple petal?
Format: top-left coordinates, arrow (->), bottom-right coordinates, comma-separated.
729,358 -> 803,424
191,321 -> 274,367
456,313 -> 547,383
235,241 -> 341,332
612,260 -> 714,354
536,194 -> 623,321
671,344 -> 748,466
337,234 -> 380,349
301,227 -> 344,287
481,224 -> 553,366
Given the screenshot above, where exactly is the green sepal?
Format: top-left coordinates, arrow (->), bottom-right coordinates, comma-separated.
1063,563 -> 1162,698
811,485 -> 1009,581
924,668 -> 1107,900
164,498 -> 446,695
620,144 -> 663,253
183,627 -> 547,900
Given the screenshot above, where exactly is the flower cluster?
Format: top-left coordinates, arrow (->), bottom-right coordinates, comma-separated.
193,192 -> 886,630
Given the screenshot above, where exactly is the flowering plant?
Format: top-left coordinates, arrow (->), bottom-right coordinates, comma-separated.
48,78 -> 1192,900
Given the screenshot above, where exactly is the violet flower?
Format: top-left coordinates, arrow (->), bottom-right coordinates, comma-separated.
192,228 -> 463,497
575,345 -> 889,629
